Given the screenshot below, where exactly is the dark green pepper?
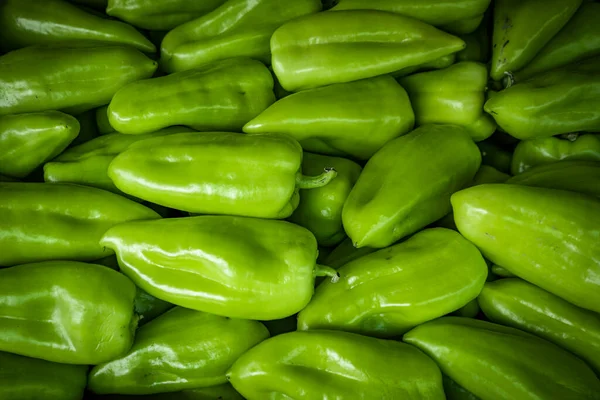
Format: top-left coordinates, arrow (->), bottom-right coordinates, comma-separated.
271,10 -> 465,91
289,153 -> 361,246
511,133 -> 600,174
243,75 -> 414,160
452,184 -> 600,313
227,330 -> 445,400
479,278 -> 600,375
490,264 -> 515,277
89,307 -> 269,395
108,58 -> 275,135
404,317 -> 600,400
391,53 -> 457,79
95,105 -> 115,135
86,385 -> 244,400
451,299 -> 481,319
0,182 -> 160,266
323,237 -> 377,269
44,127 -> 194,194
298,228 -> 487,337
477,139 -> 513,174
69,108 -> 99,147
443,375 -> 480,400
160,0 -> 321,73
0,0 -> 155,53
134,287 -> 174,327
0,351 -> 87,400
0,111 -> 79,178
0,261 -> 137,364
106,0 -> 226,31
343,124 -> 481,248
101,216 -> 339,320
107,132 -> 337,218
456,17 -> 490,63
0,45 -> 157,116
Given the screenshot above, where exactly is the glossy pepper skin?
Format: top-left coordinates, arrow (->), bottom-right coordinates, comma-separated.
271,10 -> 465,92
391,53 -> 457,78
108,132 -> 336,218
506,161 -> 600,197
89,307 -> 268,395
101,216 -> 339,320
323,237 -> 376,269
0,351 -> 87,400
298,228 -> 487,337
477,139 -> 513,174
0,46 -> 157,116
514,2 -> 600,81
479,278 -> 600,375
405,317 -> 600,400
399,62 -> 496,141
160,0 -> 321,73
0,261 -> 137,364
484,66 -> 600,139
511,133 -> 600,174
96,105 -> 114,135
289,153 -> 362,247
489,0 -> 582,81
44,126 -> 194,194
0,0 -> 155,53
0,183 -> 159,266
343,124 -> 481,248
227,330 -> 445,400
452,184 -> 600,313
109,58 -> 275,135
443,376 -> 480,400
329,0 -> 490,34
244,76 -> 414,160
0,111 -> 79,178
107,0 -> 226,30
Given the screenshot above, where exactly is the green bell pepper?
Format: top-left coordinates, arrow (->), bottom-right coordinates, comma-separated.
108,58 -> 274,135
457,19 -> 491,63
69,108 -> 99,148
343,124 -> 481,248
323,237 -> 377,269
0,261 -> 137,364
271,10 -> 465,92
160,0 -> 321,73
329,0 -> 490,34
134,287 -> 174,327
106,0 -> 226,30
243,75 -> 414,160
479,278 -> 600,375
477,139 -> 513,174
451,299 -> 481,319
44,126 -> 194,194
404,317 -> 600,400
96,105 -> 115,135
101,216 -> 339,320
86,385 -> 244,400
443,376 -> 480,400
490,0 -> 582,81
511,133 -> 600,174
0,174 -> 18,182
0,182 -> 159,266
227,330 -> 445,400
399,62 -> 496,141
107,132 -> 337,217
261,315 -> 298,338
471,165 -> 510,186
0,0 -> 155,53
289,153 -> 362,247
0,45 -> 157,116
484,64 -> 600,139
440,14 -> 484,35
506,160 -> 600,197
0,111 -> 79,178
452,184 -> 600,313
89,307 -> 269,395
298,228 -> 487,337
514,2 -> 600,81
490,264 -> 515,277
0,351 -> 87,400
391,54 -> 457,79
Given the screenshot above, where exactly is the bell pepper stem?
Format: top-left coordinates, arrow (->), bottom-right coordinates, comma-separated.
296,168 -> 337,189
314,264 -> 340,283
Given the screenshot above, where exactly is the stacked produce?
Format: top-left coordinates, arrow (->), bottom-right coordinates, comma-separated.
0,0 -> 599,399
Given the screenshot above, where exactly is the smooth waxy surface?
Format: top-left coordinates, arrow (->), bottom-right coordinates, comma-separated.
343,124 -> 481,248
452,184 -> 600,313
244,76 -> 414,160
298,228 -> 488,337
0,261 -> 137,365
108,58 -> 275,135
0,111 -> 79,178
0,182 -> 160,266
89,308 -> 269,395
101,216 -> 323,320
404,317 -> 600,400
227,330 -> 445,400
271,10 -> 465,91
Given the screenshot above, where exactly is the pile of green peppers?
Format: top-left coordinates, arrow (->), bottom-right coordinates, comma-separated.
0,0 -> 599,399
